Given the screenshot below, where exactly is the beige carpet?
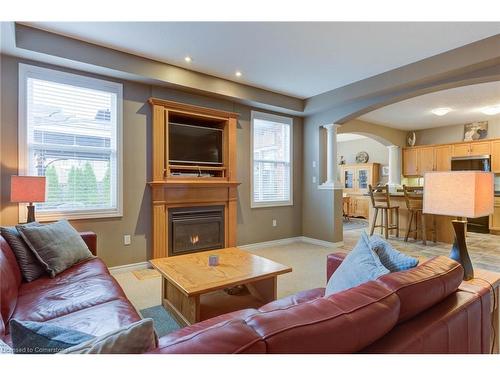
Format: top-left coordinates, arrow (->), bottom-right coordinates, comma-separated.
115,230 -> 500,312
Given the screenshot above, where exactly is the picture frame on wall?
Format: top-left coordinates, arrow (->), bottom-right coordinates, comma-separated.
382,166 -> 389,176
464,121 -> 488,141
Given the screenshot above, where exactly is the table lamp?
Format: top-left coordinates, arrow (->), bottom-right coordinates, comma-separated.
10,176 -> 46,223
423,171 -> 494,280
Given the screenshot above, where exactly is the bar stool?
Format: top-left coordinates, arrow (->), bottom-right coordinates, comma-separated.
368,184 -> 399,239
402,185 -> 436,245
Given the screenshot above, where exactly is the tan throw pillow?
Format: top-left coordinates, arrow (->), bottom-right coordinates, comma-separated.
58,319 -> 157,354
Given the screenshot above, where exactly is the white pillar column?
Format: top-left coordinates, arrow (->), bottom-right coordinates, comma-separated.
320,124 -> 342,189
387,145 -> 401,193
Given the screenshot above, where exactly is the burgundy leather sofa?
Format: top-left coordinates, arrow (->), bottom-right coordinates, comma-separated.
1,232 -> 492,354
0,232 -> 141,347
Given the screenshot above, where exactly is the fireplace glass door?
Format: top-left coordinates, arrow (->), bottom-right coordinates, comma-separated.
168,206 -> 225,256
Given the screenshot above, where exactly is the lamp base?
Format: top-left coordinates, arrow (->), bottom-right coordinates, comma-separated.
450,220 -> 474,281
26,203 -> 36,223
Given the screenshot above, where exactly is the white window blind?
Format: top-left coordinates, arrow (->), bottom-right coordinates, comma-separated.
19,64 -> 123,220
251,111 -> 293,207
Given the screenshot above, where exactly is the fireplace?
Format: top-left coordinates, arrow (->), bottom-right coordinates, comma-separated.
168,206 -> 225,256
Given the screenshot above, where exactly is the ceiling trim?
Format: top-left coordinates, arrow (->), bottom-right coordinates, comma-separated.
13,23 -> 304,115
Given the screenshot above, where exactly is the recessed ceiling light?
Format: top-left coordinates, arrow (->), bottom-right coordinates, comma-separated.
480,105 -> 500,116
235,71 -> 242,77
431,107 -> 452,116
184,56 -> 192,63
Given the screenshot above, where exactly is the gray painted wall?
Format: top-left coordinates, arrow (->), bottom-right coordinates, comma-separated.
415,117 -> 500,145
0,54 -> 303,267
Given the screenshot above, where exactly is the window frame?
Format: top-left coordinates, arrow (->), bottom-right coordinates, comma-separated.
18,63 -> 123,222
250,110 -> 293,208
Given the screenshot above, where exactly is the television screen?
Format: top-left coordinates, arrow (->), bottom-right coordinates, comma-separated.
169,123 -> 223,165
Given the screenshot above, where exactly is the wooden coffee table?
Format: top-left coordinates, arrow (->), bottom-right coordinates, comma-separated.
150,247 -> 292,326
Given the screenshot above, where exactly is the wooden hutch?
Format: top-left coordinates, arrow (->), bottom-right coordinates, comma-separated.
148,98 -> 240,259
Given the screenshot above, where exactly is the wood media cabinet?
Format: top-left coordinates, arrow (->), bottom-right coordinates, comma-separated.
147,98 -> 240,259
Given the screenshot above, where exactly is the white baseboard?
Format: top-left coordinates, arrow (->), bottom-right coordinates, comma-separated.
238,236 -> 343,250
109,261 -> 150,275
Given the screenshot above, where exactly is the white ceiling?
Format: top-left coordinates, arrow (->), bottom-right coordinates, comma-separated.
16,22 -> 500,98
360,81 -> 500,130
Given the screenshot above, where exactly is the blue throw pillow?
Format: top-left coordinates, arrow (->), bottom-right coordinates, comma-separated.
369,235 -> 419,272
9,320 -> 94,354
325,232 -> 389,296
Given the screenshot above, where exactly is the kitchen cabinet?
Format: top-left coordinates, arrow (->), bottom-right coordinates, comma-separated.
452,143 -> 471,157
403,148 -> 418,176
452,141 -> 491,157
418,147 -> 435,174
340,163 -> 380,194
489,197 -> 500,232
345,195 -> 370,219
434,145 -> 452,171
404,140 -> 492,177
491,140 -> 500,173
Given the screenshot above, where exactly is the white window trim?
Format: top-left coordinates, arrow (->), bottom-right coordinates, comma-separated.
18,63 -> 123,222
250,110 -> 293,208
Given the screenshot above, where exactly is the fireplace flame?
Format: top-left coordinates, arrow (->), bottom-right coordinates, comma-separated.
190,234 -> 200,245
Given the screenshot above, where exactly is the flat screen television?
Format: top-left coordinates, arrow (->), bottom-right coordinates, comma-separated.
169,123 -> 223,165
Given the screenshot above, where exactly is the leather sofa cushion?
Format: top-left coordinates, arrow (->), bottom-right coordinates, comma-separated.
326,252 -> 347,281
34,299 -> 141,338
0,236 -> 22,335
18,258 -> 111,296
376,256 -> 463,323
246,281 -> 400,353
12,275 -> 126,323
363,289 -> 489,354
153,319 -> 266,354
259,288 -> 325,312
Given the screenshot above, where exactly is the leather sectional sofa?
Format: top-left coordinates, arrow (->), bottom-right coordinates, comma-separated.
0,232 -> 492,354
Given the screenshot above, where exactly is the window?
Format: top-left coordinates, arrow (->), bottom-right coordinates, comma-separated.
18,64 -> 123,221
251,111 -> 293,208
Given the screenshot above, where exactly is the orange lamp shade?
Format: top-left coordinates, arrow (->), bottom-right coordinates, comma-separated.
10,176 -> 46,203
423,171 -> 494,218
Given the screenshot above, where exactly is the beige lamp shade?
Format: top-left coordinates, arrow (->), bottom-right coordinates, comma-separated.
423,171 -> 494,218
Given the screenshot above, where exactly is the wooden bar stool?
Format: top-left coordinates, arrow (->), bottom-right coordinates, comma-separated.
368,184 -> 399,239
402,185 -> 436,245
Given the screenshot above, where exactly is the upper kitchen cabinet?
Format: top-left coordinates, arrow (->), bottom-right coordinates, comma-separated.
434,145 -> 452,171
417,147 -> 435,174
492,140 -> 500,173
403,148 -> 418,176
452,141 -> 491,157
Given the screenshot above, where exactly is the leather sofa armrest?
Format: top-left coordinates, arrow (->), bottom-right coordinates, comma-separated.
80,232 -> 97,256
327,252 -> 347,281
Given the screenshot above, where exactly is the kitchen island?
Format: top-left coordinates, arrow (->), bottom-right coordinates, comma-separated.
367,193 -> 456,244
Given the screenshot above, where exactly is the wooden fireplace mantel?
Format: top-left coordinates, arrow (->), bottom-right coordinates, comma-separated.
148,98 -> 240,259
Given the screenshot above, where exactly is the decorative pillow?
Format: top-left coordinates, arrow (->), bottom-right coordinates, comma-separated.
59,319 -> 157,354
9,319 -> 95,354
325,232 -> 389,296
0,339 -> 13,354
369,235 -> 419,272
1,223 -> 45,282
16,219 -> 94,277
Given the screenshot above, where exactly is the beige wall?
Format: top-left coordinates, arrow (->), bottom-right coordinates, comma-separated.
415,117 -> 500,145
0,54 -> 303,267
